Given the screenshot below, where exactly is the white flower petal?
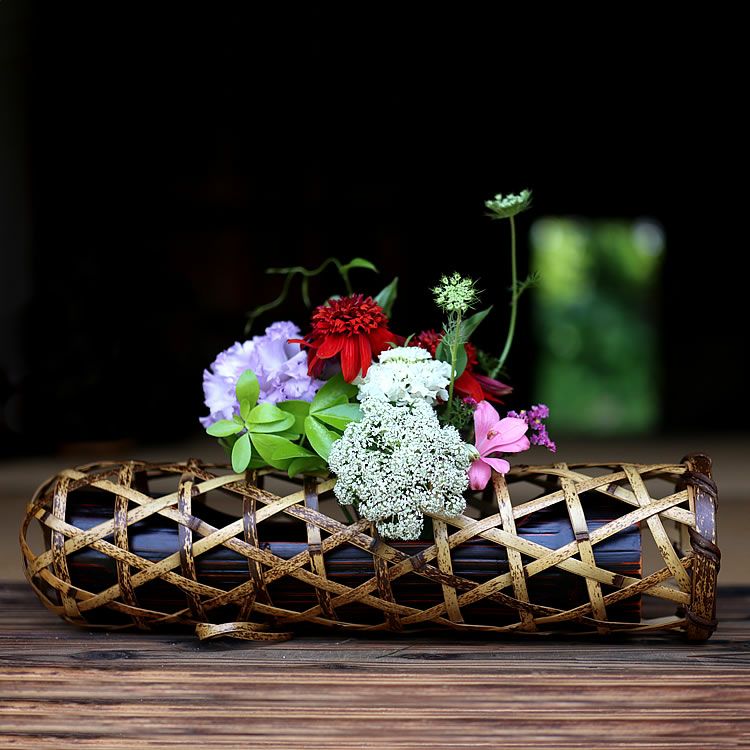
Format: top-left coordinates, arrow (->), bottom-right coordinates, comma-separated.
329,399 -> 470,541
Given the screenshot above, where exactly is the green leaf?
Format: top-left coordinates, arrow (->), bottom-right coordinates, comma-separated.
276,400 -> 311,433
248,402 -> 294,425
239,399 -> 252,422
435,338 -> 468,378
248,453 -> 268,470
460,306 -> 493,340
342,257 -> 378,273
287,456 -> 329,478
305,415 -> 341,461
454,346 -> 469,378
217,434 -> 237,456
231,433 -> 252,473
434,337 -> 448,364
248,417 -> 295,434
246,403 -> 295,433
374,277 -> 398,317
250,433 -> 316,470
314,402 -> 362,430
235,370 -> 260,408
453,346 -> 469,378
515,271 -> 541,298
310,374 -> 357,414
274,429 -> 303,440
206,419 -> 243,438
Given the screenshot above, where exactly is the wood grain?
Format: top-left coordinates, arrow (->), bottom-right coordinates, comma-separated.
0,583 -> 748,749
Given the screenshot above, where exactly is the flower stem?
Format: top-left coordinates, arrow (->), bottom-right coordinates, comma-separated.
342,269 -> 354,296
335,260 -> 354,296
341,504 -> 355,525
446,311 -> 462,419
493,215 -> 518,377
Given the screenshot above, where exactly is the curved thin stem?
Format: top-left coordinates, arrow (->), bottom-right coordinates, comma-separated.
244,271 -> 295,333
445,311 -> 462,419
493,215 -> 518,377
247,257 -> 358,332
336,261 -> 354,296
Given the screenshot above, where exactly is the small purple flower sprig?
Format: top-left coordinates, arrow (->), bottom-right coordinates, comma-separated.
507,404 -> 557,452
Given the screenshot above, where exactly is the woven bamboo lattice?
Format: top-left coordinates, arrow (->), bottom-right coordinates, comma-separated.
20,454 -> 719,641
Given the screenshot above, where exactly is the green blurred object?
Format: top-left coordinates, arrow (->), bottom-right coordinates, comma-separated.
531,218 -> 664,435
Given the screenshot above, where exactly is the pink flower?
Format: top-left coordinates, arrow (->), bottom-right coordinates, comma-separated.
468,401 -> 530,490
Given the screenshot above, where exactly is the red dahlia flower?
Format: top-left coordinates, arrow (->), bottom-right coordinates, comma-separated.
293,295 -> 397,382
410,329 -> 513,403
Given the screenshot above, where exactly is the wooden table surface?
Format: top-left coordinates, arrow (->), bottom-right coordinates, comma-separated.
0,584 -> 748,750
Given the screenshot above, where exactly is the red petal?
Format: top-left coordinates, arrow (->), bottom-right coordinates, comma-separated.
358,335 -> 373,377
368,327 -> 396,356
454,370 -> 484,402
474,373 -> 513,399
341,336 -> 360,382
316,334 -> 346,359
307,353 -> 322,377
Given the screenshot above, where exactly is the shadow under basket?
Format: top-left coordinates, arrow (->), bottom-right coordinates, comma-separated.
20,454 -> 720,642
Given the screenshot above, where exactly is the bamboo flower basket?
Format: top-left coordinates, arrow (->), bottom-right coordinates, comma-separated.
20,454 -> 719,642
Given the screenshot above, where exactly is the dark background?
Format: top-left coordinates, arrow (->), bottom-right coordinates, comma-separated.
0,3 -> 743,457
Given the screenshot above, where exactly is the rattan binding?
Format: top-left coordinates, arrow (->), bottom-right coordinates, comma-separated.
20,454 -> 719,641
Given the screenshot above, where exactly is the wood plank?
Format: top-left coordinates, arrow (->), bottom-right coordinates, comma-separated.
0,583 -> 748,749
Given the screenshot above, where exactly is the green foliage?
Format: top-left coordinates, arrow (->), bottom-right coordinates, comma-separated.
342,257 -> 378,273
246,403 -> 295,433
205,369 -> 362,476
435,333 -> 468,378
231,433 -> 252,473
235,370 -> 260,407
239,399 -> 253,422
309,374 -> 357,412
302,374 -> 362,461
206,419 -> 243,437
245,256 -> 380,333
287,456 -> 329,477
475,348 -> 502,377
249,433 -> 316,471
276,400 -> 310,433
374,277 -> 398,317
304,415 -> 340,461
515,271 -> 541,298
432,275 -> 487,419
532,218 -> 663,435
205,368 -> 299,474
313,402 -> 362,430
439,398 -> 476,432
460,306 -> 493,340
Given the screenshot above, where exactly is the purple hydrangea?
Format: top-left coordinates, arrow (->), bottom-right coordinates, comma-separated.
507,403 -> 557,452
200,321 -> 323,428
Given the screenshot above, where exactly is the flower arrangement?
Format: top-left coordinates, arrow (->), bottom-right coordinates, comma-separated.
200,190 -> 555,539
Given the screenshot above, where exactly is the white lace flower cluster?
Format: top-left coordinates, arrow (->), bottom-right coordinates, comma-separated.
432,272 -> 480,314
484,189 -> 532,219
328,398 -> 470,540
356,346 -> 452,406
